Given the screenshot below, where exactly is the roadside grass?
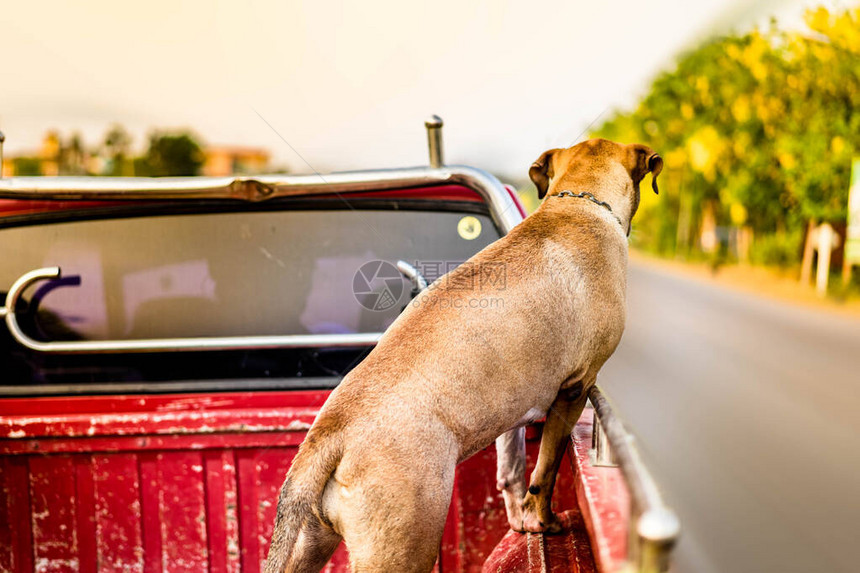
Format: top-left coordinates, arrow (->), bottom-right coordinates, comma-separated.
630,250 -> 860,320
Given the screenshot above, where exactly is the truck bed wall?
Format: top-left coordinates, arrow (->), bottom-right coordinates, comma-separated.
0,390 -> 578,573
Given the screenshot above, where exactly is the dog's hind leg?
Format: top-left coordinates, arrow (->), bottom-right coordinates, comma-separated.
519,380 -> 590,533
336,454 -> 456,572
496,427 -> 527,530
341,494 -> 450,573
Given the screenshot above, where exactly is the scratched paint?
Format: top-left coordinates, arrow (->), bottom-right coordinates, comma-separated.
0,409 -> 317,439
482,510 -> 597,573
0,392 -> 324,573
569,408 -> 630,573
94,454 -> 144,572
29,456 -> 79,573
0,390 -> 610,572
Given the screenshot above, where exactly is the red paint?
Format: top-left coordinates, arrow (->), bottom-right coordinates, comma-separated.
570,408 -> 630,573
203,450 -> 240,573
163,450 -> 210,572
0,432 -> 308,456
1,391 -> 323,573
94,454 -> 144,572
481,510 -> 596,573
313,184 -> 485,204
0,390 -> 330,418
0,456 -> 34,573
0,391 -> 327,442
504,184 -> 528,218
29,455 -> 78,573
139,454 -> 162,573
0,184 -> 486,222
0,199 -> 128,219
74,456 -> 97,573
0,391 -> 606,571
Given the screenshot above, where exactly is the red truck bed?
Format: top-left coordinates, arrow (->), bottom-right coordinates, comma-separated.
0,390 -> 603,572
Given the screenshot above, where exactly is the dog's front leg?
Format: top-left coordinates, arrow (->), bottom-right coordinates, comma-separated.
495,427 -> 527,529
519,386 -> 589,533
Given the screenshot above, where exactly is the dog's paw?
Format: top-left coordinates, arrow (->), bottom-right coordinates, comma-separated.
520,510 -> 564,534
502,494 -> 525,531
518,492 -> 565,534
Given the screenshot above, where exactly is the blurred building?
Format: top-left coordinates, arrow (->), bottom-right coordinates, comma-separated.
2,131 -> 96,176
202,146 -> 270,176
39,131 -> 61,176
2,131 -> 272,177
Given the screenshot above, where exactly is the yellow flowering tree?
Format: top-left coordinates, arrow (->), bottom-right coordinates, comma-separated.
595,5 -> 860,266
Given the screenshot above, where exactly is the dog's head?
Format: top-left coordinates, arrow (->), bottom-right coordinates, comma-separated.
529,139 -> 662,234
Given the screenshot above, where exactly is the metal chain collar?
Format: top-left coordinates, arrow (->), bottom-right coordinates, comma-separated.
554,190 -> 623,227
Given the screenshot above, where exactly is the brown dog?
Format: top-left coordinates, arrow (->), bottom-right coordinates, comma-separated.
265,138 -> 662,573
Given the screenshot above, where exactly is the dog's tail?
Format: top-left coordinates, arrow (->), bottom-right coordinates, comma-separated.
264,421 -> 344,573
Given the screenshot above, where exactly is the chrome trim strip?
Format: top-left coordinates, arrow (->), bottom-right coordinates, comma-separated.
3,267 -> 380,354
0,166 -> 520,354
588,386 -> 680,572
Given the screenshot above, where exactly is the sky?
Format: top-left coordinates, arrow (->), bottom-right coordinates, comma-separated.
0,0 -> 849,180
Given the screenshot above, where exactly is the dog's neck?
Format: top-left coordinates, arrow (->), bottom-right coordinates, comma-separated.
542,167 -> 635,235
553,191 -> 623,228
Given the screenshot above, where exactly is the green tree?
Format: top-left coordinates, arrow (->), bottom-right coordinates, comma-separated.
139,131 -> 204,176
593,5 -> 860,266
12,157 -> 42,176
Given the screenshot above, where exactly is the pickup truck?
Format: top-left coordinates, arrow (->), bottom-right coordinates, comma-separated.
0,119 -> 678,572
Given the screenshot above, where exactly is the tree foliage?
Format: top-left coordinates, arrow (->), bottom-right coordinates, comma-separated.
594,5 -> 860,262
138,131 -> 204,177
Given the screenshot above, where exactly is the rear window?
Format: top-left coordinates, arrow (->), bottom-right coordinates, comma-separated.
0,205 -> 501,390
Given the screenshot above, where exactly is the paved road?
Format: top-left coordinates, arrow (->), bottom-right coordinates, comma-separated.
599,262 -> 860,573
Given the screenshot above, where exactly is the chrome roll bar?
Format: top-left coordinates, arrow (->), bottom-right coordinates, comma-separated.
0,165 -> 522,233
589,386 -> 680,573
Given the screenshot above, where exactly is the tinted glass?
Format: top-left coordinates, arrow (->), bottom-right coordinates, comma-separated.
0,208 -> 500,343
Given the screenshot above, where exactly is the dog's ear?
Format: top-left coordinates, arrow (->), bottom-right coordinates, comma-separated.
529,149 -> 559,199
647,153 -> 663,195
627,144 -> 663,195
